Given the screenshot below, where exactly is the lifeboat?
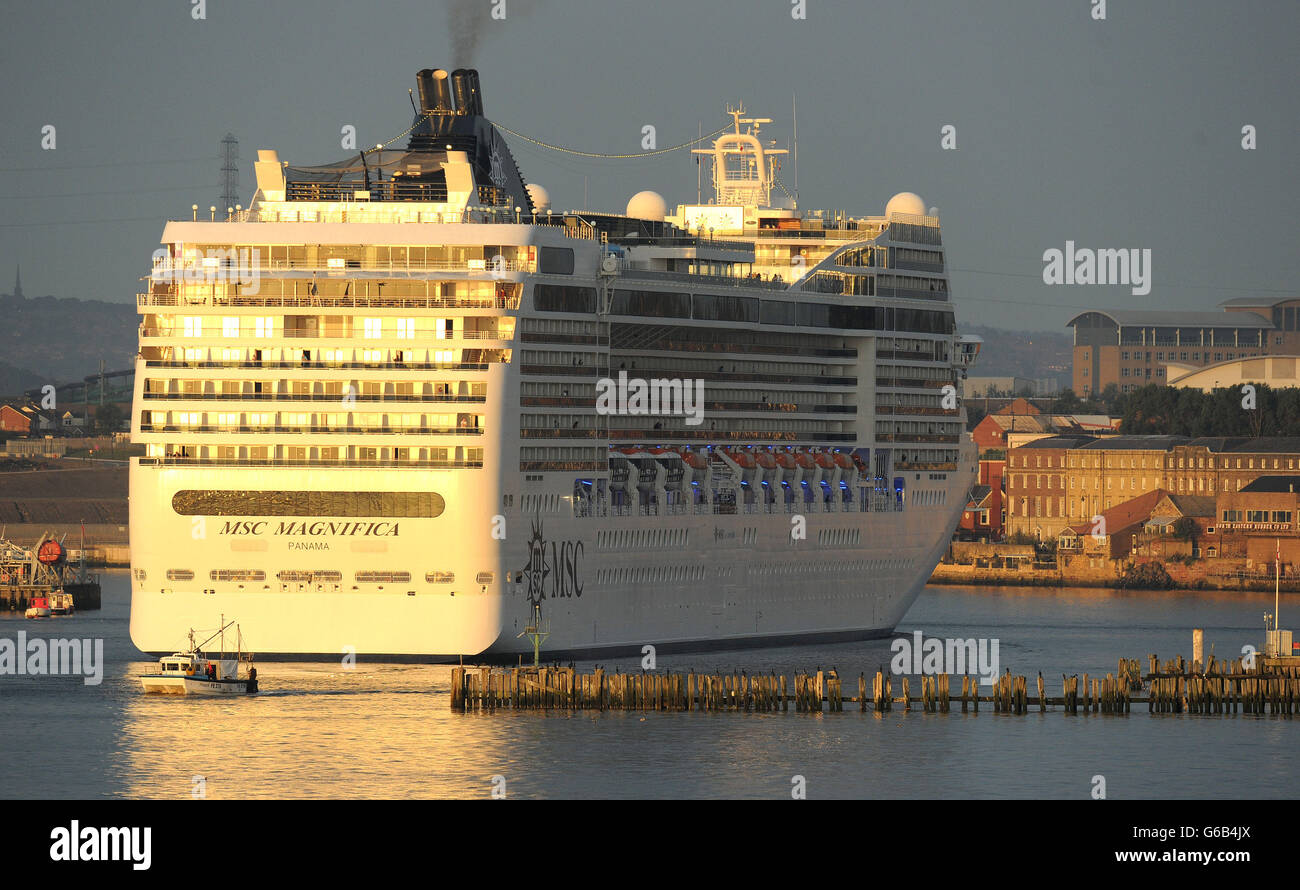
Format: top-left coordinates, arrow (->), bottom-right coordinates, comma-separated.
681,449 -> 708,470
724,449 -> 756,468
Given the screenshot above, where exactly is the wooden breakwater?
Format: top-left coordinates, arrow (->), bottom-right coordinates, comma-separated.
450,657 -> 1300,717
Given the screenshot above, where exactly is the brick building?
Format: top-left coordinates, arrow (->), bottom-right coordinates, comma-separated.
0,404 -> 32,435
1216,475 -> 1300,568
958,458 -> 1006,540
1006,435 -> 1300,540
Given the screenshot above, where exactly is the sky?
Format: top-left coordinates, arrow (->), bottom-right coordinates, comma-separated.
0,0 -> 1295,333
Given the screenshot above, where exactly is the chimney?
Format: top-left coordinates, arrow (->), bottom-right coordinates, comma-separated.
415,69 -> 436,111
417,68 -> 454,113
451,69 -> 483,116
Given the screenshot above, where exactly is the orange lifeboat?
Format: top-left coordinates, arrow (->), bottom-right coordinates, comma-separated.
834,453 -> 855,470
755,453 -> 778,470
724,449 -> 756,468
814,453 -> 836,470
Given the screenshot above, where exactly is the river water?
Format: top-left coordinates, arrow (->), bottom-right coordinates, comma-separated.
1,572 -> 1295,799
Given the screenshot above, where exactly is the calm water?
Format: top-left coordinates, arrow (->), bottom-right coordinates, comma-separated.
1,572 -> 1296,799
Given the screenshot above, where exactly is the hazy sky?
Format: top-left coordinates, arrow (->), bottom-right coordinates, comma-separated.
0,0 -> 1294,332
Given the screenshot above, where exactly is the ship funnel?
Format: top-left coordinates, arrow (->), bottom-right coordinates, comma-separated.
416,69 -> 435,110
451,68 -> 483,116
417,68 -> 455,113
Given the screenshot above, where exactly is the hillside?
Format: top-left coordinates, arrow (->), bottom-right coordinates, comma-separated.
0,292 -> 137,386
961,324 -> 1072,388
0,361 -> 45,398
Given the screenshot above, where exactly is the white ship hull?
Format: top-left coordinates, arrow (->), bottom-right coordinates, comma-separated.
126,66 -> 980,662
139,675 -> 250,695
128,451 -> 973,659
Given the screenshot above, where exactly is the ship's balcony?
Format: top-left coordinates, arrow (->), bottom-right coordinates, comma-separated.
876,434 -> 962,444
618,268 -> 790,291
140,392 -> 486,404
142,359 -> 498,372
139,422 -> 483,435
606,429 -> 856,443
218,204 -> 598,238
138,456 -> 484,469
138,292 -> 521,311
139,327 -> 510,342
150,256 -> 528,277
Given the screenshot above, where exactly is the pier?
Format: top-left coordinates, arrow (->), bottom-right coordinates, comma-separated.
450,656 -> 1300,716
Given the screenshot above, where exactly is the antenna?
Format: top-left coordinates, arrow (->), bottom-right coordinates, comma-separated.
697,121 -> 702,204
792,92 -> 799,208
219,133 -> 239,212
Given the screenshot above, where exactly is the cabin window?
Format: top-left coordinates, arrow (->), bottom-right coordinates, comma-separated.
538,247 -> 574,275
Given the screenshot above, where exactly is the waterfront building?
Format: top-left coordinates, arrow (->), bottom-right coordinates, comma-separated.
1068,297 -> 1300,396
1006,435 -> 1300,540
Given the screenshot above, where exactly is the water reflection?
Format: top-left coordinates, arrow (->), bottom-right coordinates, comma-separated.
4,573 -> 1297,799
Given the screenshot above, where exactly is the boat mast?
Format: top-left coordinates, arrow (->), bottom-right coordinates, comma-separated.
1276,537 -> 1281,636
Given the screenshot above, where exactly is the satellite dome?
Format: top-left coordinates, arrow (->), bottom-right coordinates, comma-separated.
928,206 -> 940,217
525,183 -> 550,212
885,191 -> 926,218
626,190 -> 667,221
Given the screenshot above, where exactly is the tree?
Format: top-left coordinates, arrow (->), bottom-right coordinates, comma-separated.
93,402 -> 126,434
1050,389 -> 1083,414
1171,516 -> 1198,541
1098,383 -> 1124,416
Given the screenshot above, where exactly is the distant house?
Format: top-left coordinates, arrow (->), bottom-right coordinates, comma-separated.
972,413 -> 1046,453
0,404 -> 31,435
1,402 -> 61,436
997,397 -> 1042,416
1059,488 -> 1170,559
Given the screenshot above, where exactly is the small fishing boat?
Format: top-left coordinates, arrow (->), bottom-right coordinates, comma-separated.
24,596 -> 51,619
140,618 -> 259,695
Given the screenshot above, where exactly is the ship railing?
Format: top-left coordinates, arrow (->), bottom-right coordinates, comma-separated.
618,268 -> 790,290
746,227 -> 883,241
141,424 -> 484,436
137,293 -> 521,310
143,359 -> 495,372
138,327 -> 510,341
141,392 -> 486,404
200,206 -> 598,238
149,257 -> 526,275
138,457 -> 484,469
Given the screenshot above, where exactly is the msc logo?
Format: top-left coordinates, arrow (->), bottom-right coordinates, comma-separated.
221,521 -> 267,535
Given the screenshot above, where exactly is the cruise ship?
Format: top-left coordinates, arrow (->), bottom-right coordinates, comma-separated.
129,67 -> 980,659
